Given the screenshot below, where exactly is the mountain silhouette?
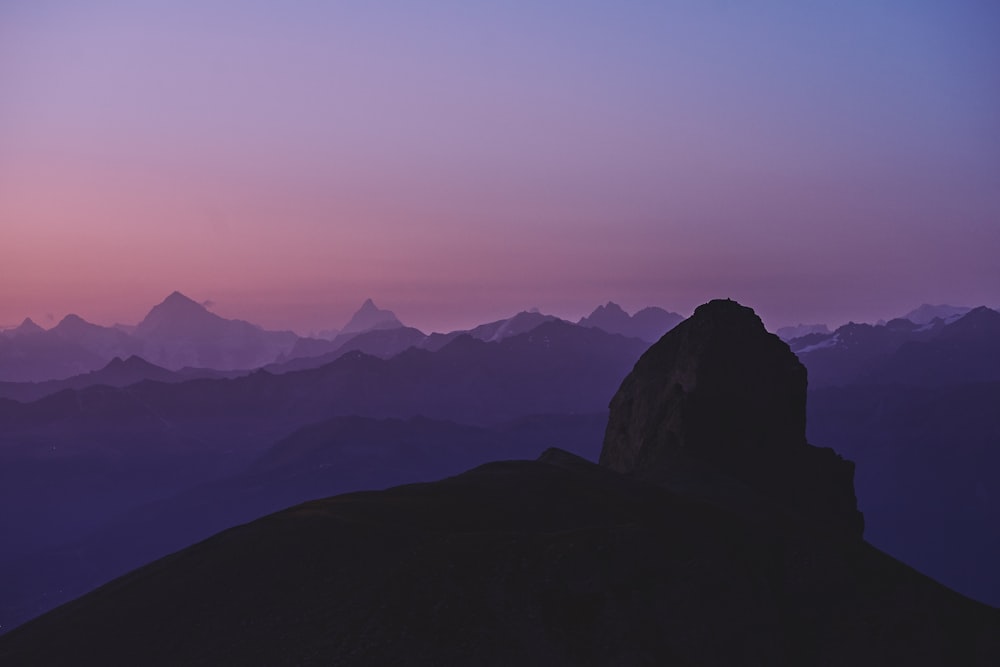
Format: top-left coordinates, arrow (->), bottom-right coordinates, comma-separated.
803,305 -> 1000,604
578,301 -> 682,342
787,306 -> 1000,389
775,323 -> 830,341
339,298 -> 403,335
134,291 -> 298,370
602,299 -> 863,536
0,319 -> 647,630
0,323 -> 109,382
418,310 -> 561,352
2,299 -> 995,665
903,303 -> 971,325
2,318 -> 44,338
275,325 -> 428,372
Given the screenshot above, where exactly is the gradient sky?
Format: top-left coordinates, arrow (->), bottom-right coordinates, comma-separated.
2,1 -> 998,334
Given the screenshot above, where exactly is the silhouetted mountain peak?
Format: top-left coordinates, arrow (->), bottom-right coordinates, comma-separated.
52,313 -> 115,338
579,301 -> 682,342
904,303 -> 971,325
340,299 -> 403,335
8,317 -> 45,336
103,355 -> 162,373
601,298 -> 863,535
580,302 -> 629,326
135,292 -> 219,338
162,291 -> 205,311
940,306 -> 1000,340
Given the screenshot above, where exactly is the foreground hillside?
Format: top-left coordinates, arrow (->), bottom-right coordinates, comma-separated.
2,300 -> 995,665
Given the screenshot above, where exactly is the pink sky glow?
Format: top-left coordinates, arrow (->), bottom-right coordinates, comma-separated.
2,2 -> 998,334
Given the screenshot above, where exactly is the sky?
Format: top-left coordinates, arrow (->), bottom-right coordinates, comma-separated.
2,0 -> 998,335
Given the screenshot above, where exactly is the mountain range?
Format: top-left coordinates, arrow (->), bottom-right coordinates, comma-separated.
1,299 -> 995,665
0,294 -> 997,649
0,294 -> 681,383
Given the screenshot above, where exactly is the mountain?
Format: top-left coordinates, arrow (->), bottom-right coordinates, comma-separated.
790,317 -> 943,388
339,298 -> 403,335
0,413 -> 608,630
419,310 -> 562,352
801,305 -> 1000,605
2,318 -> 45,338
0,355 -> 177,403
602,299 -> 863,536
50,314 -> 138,359
134,291 -> 298,370
0,293 -> 301,381
282,299 -> 406,362
808,381 -> 1000,606
0,325 -> 108,383
775,323 -> 830,341
0,320 -> 647,630
0,314 -> 138,383
903,303 -> 971,325
578,301 -> 683,342
789,307 -> 1000,388
274,326 -> 428,373
1,298 -> 995,665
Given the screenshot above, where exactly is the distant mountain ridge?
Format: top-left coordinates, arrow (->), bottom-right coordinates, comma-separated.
134,292 -> 298,370
0,295 -> 674,385
0,292 -> 298,381
578,301 -> 683,342
789,306 -> 1000,388
902,303 -> 971,325
339,298 -> 402,335
2,299 -> 995,665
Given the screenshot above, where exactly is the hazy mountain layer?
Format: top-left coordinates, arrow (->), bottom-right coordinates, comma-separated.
2,300 -> 994,665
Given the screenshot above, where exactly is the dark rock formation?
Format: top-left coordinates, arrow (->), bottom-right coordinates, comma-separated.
601,298 -> 863,536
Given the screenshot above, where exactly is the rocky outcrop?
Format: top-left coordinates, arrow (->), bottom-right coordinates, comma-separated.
600,298 -> 863,536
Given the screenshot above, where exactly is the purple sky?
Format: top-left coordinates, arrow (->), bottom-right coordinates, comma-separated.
2,1 -> 998,334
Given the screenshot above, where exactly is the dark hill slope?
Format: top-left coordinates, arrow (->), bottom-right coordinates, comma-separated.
0,451 -> 996,666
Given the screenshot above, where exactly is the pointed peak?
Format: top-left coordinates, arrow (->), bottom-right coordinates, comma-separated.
9,317 -> 45,335
341,299 -> 402,335
162,291 -> 200,306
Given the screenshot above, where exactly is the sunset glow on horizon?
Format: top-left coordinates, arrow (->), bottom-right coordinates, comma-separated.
2,1 -> 998,334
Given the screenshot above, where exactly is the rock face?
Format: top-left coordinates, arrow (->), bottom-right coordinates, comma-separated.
601,298 -> 863,536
